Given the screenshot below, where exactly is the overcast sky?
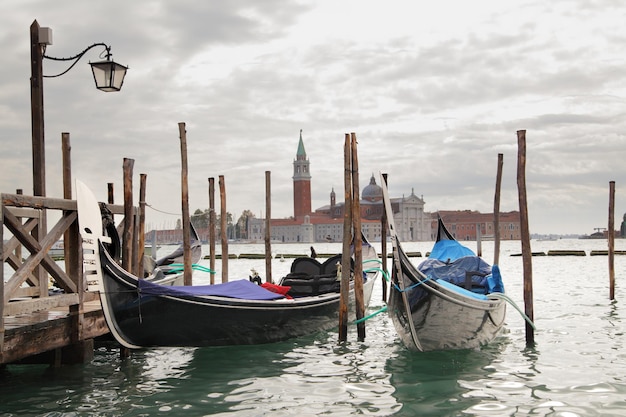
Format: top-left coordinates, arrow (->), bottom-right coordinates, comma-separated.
2,0 -> 625,235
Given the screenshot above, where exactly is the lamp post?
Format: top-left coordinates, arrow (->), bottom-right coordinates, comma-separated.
30,20 -> 128,197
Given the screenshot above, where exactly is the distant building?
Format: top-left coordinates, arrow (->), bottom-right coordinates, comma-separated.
152,131 -> 521,244
433,210 -> 522,241
248,131 -> 453,243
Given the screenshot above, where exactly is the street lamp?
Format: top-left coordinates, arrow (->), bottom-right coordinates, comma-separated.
30,19 -> 128,197
43,41 -> 128,92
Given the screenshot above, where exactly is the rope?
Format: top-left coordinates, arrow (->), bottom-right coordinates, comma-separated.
489,293 -> 537,330
145,203 -> 181,216
353,305 -> 388,324
392,275 -> 433,293
364,267 -> 390,282
164,263 -> 215,274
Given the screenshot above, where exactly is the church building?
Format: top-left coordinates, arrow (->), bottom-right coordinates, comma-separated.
247,131 -> 430,243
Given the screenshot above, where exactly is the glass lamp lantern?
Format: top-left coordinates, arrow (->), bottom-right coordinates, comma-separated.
90,59 -> 128,92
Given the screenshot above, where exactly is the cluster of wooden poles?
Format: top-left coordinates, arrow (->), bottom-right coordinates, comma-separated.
122,127 -> 621,348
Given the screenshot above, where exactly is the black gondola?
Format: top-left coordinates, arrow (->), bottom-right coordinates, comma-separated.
76,180 -> 378,349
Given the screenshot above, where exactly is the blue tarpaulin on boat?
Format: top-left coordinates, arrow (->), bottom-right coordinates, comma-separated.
138,278 -> 285,300
418,255 -> 492,289
428,239 -> 476,262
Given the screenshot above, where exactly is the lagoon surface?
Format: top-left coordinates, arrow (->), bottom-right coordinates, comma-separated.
1,239 -> 625,416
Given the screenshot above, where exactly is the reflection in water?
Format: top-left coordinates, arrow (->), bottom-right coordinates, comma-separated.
2,240 -> 626,416
386,338 -> 506,416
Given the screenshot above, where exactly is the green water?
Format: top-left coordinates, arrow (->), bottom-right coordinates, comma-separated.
1,240 -> 625,416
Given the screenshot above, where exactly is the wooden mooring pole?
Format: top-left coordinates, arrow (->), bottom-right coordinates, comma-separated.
265,171 -> 272,283
609,181 -> 615,300
381,173 -> 388,302
351,133 -> 366,341
208,177 -> 216,285
219,175 -> 228,283
517,130 -> 534,346
178,122 -> 192,286
338,134 -> 352,342
137,174 -> 147,278
122,158 -> 134,273
338,133 -> 366,342
494,153 -> 503,265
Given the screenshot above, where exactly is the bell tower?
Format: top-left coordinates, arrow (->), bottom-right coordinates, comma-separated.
293,129 -> 311,218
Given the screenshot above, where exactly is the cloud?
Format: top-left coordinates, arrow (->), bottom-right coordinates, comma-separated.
1,0 -> 625,235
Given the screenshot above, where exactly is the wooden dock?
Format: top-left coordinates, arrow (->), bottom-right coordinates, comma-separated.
1,192 -> 124,366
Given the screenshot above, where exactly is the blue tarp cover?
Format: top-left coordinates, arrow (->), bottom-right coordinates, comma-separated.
138,278 -> 285,300
428,239 -> 476,262
418,256 -> 492,289
419,238 -> 505,294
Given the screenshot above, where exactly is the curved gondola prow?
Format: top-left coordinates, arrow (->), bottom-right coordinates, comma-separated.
379,172 -> 425,350
76,180 -> 142,349
435,216 -> 455,242
76,180 -> 109,294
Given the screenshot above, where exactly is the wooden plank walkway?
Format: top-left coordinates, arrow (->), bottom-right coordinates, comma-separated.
1,298 -> 109,365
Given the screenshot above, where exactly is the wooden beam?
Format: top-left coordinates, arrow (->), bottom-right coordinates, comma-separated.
3,209 -> 77,301
5,293 -> 82,316
1,193 -> 76,211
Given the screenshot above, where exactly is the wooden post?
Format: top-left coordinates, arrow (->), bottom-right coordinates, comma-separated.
381,173 -> 388,302
137,174 -> 147,278
517,130 -> 534,346
14,189 -> 23,266
208,178 -> 216,285
219,175 -> 228,283
476,223 -> 482,257
122,158 -> 134,272
107,183 -> 114,205
29,21 -> 47,300
30,20 -> 45,198
62,132 -> 92,363
131,207 -> 139,276
351,133 -> 365,341
265,171 -> 272,283
178,122 -> 192,286
339,134 -> 352,342
493,153 -> 503,265
62,132 -> 81,303
609,181 -> 615,300
62,133 -> 79,283
108,179 -> 131,357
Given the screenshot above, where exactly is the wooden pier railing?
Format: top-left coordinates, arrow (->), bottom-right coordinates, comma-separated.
1,193 -> 125,365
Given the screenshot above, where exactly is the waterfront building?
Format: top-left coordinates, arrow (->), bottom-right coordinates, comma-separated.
248,131 -> 432,243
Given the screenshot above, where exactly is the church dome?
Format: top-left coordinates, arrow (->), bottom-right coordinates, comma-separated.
362,175 -> 383,202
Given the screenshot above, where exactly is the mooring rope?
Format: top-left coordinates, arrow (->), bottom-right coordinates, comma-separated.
164,263 -> 216,274
354,305 -> 388,324
145,203 -> 181,216
488,293 -> 537,330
